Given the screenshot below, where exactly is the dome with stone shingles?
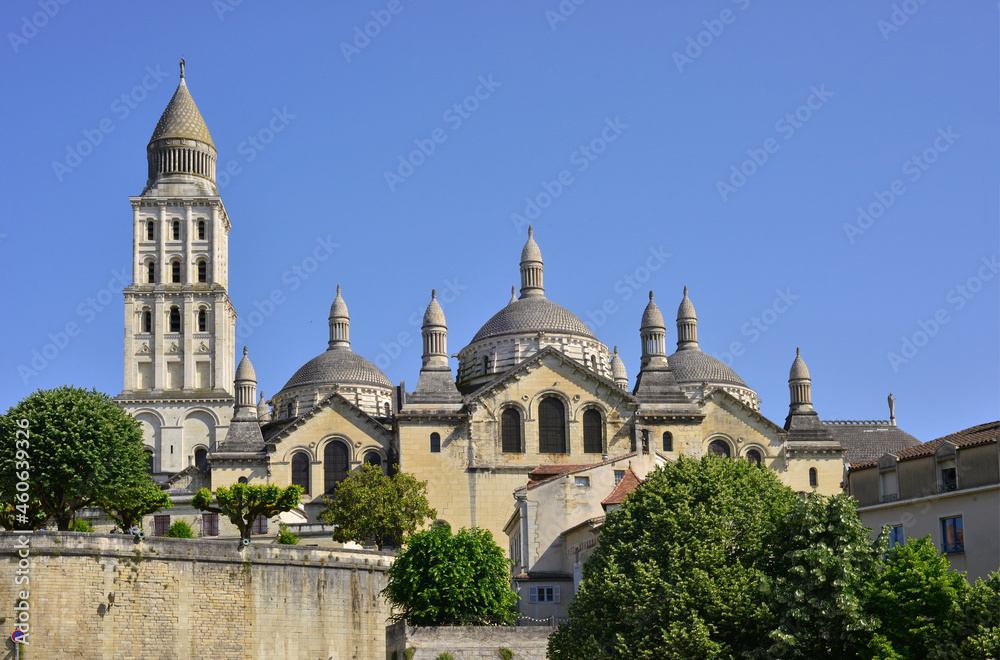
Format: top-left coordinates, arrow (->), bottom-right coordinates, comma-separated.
471,296 -> 596,342
667,349 -> 747,387
789,347 -> 810,380
234,346 -> 256,381
641,292 -> 665,329
149,78 -> 214,146
423,290 -> 446,327
521,227 -> 542,263
281,349 -> 393,391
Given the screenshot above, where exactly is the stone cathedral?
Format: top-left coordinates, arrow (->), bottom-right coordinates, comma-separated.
119,64 -> 919,542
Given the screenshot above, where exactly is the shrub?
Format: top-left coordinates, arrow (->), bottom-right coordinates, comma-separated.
276,523 -> 300,545
435,654 -> 455,660
165,520 -> 194,538
403,649 -> 415,660
497,648 -> 514,659
72,519 -> 94,532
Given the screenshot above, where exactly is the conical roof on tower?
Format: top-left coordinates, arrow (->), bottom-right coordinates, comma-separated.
329,284 -> 349,320
789,347 -> 810,380
677,286 -> 696,320
640,291 -> 665,329
235,345 -> 256,382
610,346 -> 628,385
149,59 -> 214,147
520,225 -> 543,263
423,289 -> 446,327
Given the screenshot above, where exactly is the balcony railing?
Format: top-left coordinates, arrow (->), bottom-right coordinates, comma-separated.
939,482 -> 958,493
881,493 -> 899,503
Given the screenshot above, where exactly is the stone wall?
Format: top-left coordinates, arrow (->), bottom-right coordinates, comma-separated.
0,531 -> 392,659
388,623 -> 555,660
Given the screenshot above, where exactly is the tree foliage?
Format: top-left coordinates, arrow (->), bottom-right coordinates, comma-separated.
165,520 -> 194,538
318,463 -> 436,550
549,455 -> 798,659
758,492 -> 882,659
97,478 -> 172,530
192,483 -> 302,542
383,523 -> 518,626
547,454 -> 998,659
0,386 -> 149,530
867,536 -> 974,660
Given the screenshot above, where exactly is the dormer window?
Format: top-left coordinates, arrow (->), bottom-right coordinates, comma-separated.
878,454 -> 899,503
936,443 -> 958,493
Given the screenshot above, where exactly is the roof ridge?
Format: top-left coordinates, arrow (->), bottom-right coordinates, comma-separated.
824,419 -> 892,425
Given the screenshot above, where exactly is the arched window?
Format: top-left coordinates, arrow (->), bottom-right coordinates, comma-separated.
708,439 -> 731,458
197,220 -> 206,240
430,432 -> 441,453
364,451 -> 382,469
171,261 -> 181,283
172,220 -> 180,240
809,468 -> 818,488
501,408 -> 522,453
746,449 -> 763,466
590,355 -> 597,371
197,260 -> 207,283
323,442 -> 349,494
291,453 -> 310,492
238,476 -> 248,484
143,450 -> 154,474
142,310 -> 152,333
169,307 -> 181,333
197,309 -> 207,332
286,402 -> 295,418
663,432 -> 673,452
147,261 -> 156,284
583,409 -> 602,454
482,355 -> 490,375
194,448 -> 208,473
384,403 -> 391,417
538,397 -> 567,453
146,221 -> 155,241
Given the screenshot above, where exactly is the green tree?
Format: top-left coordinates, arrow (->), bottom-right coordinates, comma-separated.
383,523 -> 517,626
0,499 -> 48,530
97,478 -> 172,531
758,492 -> 882,659
865,536 -> 970,660
276,523 -> 300,545
318,463 -> 436,550
943,571 -> 1000,660
548,455 -> 798,660
0,386 -> 149,530
165,520 -> 194,538
192,483 -> 303,542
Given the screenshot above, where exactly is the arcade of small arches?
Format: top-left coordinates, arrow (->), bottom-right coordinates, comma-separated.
481,395 -> 610,455
137,305 -> 212,335
284,439 -> 387,496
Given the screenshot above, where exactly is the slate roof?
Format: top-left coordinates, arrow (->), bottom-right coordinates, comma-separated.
824,420 -> 922,465
149,78 -> 214,146
667,349 -> 747,387
471,296 -> 595,343
215,418 -> 265,453
280,347 -> 393,391
849,420 -> 998,469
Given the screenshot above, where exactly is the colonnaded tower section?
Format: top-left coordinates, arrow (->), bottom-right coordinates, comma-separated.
117,60 -> 236,478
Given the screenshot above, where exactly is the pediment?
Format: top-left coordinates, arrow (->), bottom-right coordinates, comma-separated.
465,346 -> 636,416
701,387 -> 786,437
268,391 -> 392,448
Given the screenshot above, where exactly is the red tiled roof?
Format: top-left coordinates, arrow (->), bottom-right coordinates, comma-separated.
849,420 -> 998,470
525,452 -> 638,490
602,465 -> 641,506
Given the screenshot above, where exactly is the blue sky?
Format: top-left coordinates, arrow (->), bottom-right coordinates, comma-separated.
1,1 -> 996,442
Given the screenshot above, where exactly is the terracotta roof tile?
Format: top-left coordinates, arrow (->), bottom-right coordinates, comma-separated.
850,421 -> 998,470
602,465 -> 641,506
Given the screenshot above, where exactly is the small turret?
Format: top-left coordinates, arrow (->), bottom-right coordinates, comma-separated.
676,286 -> 699,351
233,346 -> 258,420
519,226 -> 544,298
328,284 -> 350,349
610,346 -> 628,390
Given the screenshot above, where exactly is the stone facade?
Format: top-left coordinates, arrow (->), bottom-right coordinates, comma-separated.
0,532 -> 392,659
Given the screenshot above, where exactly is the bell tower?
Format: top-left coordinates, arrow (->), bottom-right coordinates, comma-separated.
117,60 -> 236,477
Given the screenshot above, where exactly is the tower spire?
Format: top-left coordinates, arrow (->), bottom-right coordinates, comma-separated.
328,284 -> 350,350
676,285 -> 699,351
409,289 -> 462,405
519,226 -> 544,298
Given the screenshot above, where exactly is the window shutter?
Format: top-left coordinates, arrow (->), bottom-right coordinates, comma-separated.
528,586 -> 537,604
553,585 -> 560,603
